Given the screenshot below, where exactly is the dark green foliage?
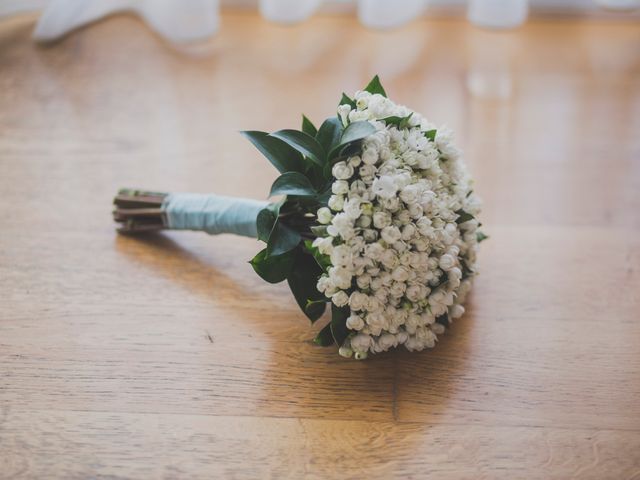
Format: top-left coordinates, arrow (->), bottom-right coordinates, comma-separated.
330,304 -> 350,347
340,92 -> 357,109
363,74 -> 387,97
287,248 -> 327,322
270,172 -> 317,197
266,221 -> 301,257
424,129 -> 437,141
316,117 -> 344,157
270,130 -> 325,167
301,115 -> 317,137
435,313 -> 450,327
381,113 -> 413,129
241,131 -> 305,174
455,209 -> 475,224
249,248 -> 295,284
314,322 -> 335,346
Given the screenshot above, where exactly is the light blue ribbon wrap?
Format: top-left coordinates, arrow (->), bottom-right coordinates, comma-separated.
162,193 -> 269,238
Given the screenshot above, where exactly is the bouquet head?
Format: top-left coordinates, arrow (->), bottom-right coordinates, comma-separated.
245,76 -> 486,359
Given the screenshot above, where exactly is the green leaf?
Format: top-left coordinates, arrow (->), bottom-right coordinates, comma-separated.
455,209 -> 475,224
256,200 -> 285,243
476,231 -> 489,243
330,304 -> 350,347
288,248 -> 326,322
310,225 -> 328,237
424,129 -> 437,142
270,130 -> 325,166
381,113 -> 413,129
314,322 -> 334,347
256,208 -> 277,243
249,248 -> 295,284
301,115 -> 317,137
432,270 -> 449,290
270,172 -> 317,197
328,121 -> 376,159
316,117 -> 343,156
339,93 -> 356,109
460,258 -> 474,280
363,75 -> 387,97
303,239 -> 332,272
267,221 -> 301,257
241,131 -> 305,174
435,312 -> 450,327
306,299 -> 328,316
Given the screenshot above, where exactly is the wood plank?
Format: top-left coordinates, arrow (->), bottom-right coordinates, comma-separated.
1,9 -> 639,479
1,409 -> 639,480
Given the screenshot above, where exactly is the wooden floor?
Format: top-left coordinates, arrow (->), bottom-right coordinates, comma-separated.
1,10 -> 639,479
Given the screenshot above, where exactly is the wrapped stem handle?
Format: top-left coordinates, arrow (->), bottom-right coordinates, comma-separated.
113,189 -> 268,238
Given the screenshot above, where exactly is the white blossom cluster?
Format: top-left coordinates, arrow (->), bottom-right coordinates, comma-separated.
313,90 -> 482,359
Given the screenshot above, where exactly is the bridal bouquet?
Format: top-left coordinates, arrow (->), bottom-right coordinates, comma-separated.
114,76 -> 486,360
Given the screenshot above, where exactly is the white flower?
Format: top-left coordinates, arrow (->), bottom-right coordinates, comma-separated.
350,333 -> 373,353
316,276 -> 334,295
406,284 -> 423,302
312,236 -> 334,255
349,110 -> 370,122
329,266 -> 352,289
362,148 -> 379,165
373,211 -> 392,229
377,333 -> 397,351
343,198 -> 362,220
348,155 -> 362,168
367,94 -> 393,118
338,345 -> 353,358
357,215 -> 372,228
438,254 -> 456,271
356,273 -> 371,289
364,242 -> 385,261
332,180 -> 349,195
381,225 -> 401,244
330,245 -> 352,267
332,161 -> 355,180
332,290 -> 349,307
394,210 -> 411,225
416,217 -> 433,236
380,249 -> 399,269
371,175 -> 398,199
328,194 -> 344,211
450,304 -> 465,319
359,164 -> 377,179
317,207 -> 333,224
366,311 -> 386,329
315,87 -> 482,357
401,224 -> 416,241
391,266 -> 410,282
408,203 -> 423,219
381,197 -> 401,212
431,322 -> 445,335
389,281 -> 406,297
347,314 -> 365,330
400,184 -> 421,205
327,213 -> 355,240
349,291 -> 369,311
337,104 -> 351,126
362,229 -> 378,242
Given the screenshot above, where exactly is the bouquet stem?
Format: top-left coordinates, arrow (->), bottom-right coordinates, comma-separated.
113,188 -> 269,238
113,189 -> 168,233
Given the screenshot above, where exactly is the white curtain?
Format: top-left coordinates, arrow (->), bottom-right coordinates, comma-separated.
0,0 -> 530,43
33,0 -> 220,44
1,0 -> 637,44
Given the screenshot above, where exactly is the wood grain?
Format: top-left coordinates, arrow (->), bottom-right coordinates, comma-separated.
1,10 -> 639,480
